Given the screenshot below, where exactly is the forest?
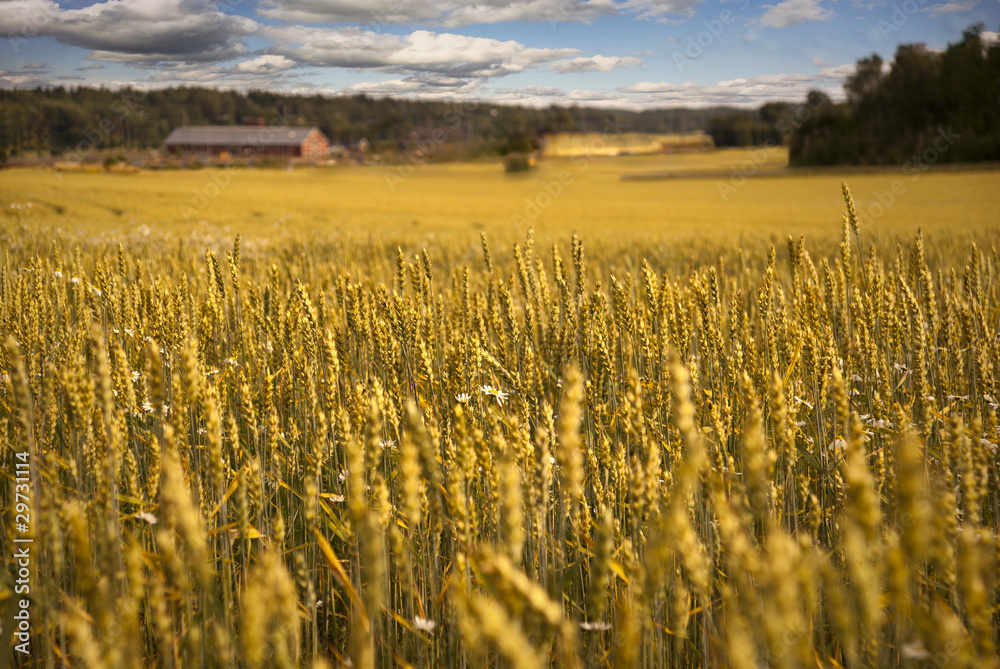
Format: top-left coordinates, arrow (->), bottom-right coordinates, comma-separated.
790,25 -> 1000,166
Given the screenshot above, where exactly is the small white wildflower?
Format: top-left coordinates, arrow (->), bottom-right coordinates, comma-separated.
224,357 -> 239,367
901,640 -> 929,660
548,455 -> 556,465
141,401 -> 155,413
455,392 -> 471,403
338,469 -> 348,482
53,270 -> 62,278
793,396 -> 813,409
329,494 -> 345,502
893,363 -> 909,372
478,384 -> 509,407
413,616 -> 437,633
124,328 -> 135,338
379,439 -> 396,449
130,371 -> 140,382
70,277 -> 80,285
828,438 -> 847,452
136,511 -> 158,525
580,621 -> 612,631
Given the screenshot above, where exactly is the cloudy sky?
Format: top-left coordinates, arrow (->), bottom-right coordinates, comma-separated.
1,0 -> 998,108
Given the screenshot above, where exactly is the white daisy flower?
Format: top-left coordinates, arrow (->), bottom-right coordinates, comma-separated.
828,438 -> 847,452
479,384 -> 509,407
413,616 -> 437,633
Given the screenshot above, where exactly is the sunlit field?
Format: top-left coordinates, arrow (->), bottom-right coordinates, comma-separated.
2,150 -> 997,250
2,155 -> 1000,668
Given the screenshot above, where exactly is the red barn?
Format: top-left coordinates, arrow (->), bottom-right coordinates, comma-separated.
163,126 -> 329,159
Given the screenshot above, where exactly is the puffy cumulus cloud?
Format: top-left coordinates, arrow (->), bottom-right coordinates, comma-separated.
551,54 -> 643,73
3,0 -> 256,63
258,0 -> 617,27
981,30 -> 999,45
620,68 -> 849,107
235,55 -> 297,74
758,0 -> 833,28
267,26 -> 579,78
0,0 -> 59,35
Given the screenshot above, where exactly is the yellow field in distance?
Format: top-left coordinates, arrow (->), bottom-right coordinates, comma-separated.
2,149 -> 998,254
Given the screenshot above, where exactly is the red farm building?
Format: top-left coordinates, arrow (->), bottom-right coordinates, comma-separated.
163,125 -> 329,159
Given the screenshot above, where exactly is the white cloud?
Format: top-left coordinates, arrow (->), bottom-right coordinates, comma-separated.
443,0 -> 618,26
922,0 -> 979,16
982,30 -> 999,45
551,55 -> 643,73
622,0 -> 706,21
258,0 -> 618,27
620,68 -> 849,107
759,0 -> 833,28
346,75 -> 476,96
267,26 -> 579,78
3,0 -> 257,63
0,69 -> 52,88
0,0 -> 59,35
235,55 -> 297,74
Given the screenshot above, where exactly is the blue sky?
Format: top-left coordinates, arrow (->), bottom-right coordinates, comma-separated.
1,0 -> 998,108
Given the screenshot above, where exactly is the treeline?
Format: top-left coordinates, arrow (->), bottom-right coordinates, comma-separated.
791,24 -> 1000,166
0,85 -> 732,161
708,102 -> 790,148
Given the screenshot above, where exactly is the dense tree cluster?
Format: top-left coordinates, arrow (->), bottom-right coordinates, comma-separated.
791,24 -> 1000,166
0,86 -> 728,162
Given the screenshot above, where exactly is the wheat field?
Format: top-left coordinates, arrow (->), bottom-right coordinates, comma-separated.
1,182 -> 999,668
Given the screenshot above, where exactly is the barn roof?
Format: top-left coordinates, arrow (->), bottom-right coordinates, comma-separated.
163,126 -> 325,147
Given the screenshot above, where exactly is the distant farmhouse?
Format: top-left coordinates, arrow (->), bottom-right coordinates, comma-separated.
163,125 -> 330,159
